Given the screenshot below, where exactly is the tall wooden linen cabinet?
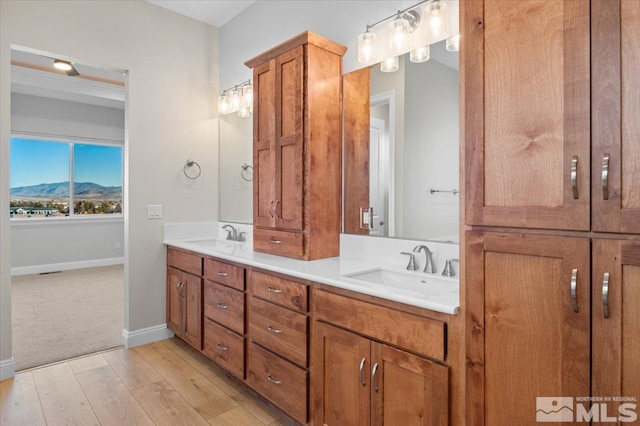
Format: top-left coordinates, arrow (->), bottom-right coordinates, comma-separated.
463,1 -> 640,425
245,32 -> 346,260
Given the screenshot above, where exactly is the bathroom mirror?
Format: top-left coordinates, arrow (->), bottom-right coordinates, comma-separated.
343,40 -> 459,242
218,113 -> 253,223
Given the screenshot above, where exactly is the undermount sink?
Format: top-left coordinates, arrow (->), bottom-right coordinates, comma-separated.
187,238 -> 241,249
344,268 -> 457,300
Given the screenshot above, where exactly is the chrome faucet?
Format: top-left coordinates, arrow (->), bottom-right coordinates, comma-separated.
222,224 -> 247,242
413,245 -> 436,274
442,258 -> 459,277
400,252 -> 419,271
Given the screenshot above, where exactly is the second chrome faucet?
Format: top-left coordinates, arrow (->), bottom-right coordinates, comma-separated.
401,245 -> 437,273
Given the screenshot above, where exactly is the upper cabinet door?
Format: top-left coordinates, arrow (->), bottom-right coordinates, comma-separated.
464,0 -> 590,230
592,0 -> 640,234
274,46 -> 304,231
253,60 -> 276,228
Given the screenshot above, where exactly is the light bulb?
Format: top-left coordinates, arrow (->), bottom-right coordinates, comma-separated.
53,60 -> 73,71
380,57 -> 399,73
238,106 -> 251,118
358,31 -> 377,64
390,15 -> 409,53
446,34 -> 460,52
229,89 -> 241,112
410,46 -> 431,63
242,84 -> 253,108
218,95 -> 229,115
426,1 -> 447,37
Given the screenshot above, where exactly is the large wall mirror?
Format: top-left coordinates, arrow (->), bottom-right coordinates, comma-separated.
219,113 -> 252,223
218,40 -> 460,243
344,39 -> 459,242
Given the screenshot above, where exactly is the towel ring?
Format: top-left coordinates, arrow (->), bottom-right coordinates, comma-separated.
183,159 -> 201,180
241,163 -> 253,182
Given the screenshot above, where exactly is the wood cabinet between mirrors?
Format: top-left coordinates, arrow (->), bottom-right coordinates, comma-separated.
245,31 -> 346,261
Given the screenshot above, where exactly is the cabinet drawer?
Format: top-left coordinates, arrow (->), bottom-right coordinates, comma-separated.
167,248 -> 202,276
203,281 -> 244,335
254,228 -> 304,258
313,289 -> 447,361
249,297 -> 307,367
203,319 -> 244,380
246,342 -> 307,424
204,258 -> 244,291
248,270 -> 308,312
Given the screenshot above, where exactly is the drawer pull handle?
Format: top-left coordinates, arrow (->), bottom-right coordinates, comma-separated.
570,268 -> 579,313
602,154 -> 610,200
571,156 -> 579,199
217,271 -> 228,277
270,238 -> 282,244
371,362 -> 379,392
216,303 -> 228,309
359,357 -> 366,387
268,200 -> 275,218
267,287 -> 282,294
216,343 -> 228,351
274,200 -> 280,220
267,325 -> 282,334
267,374 -> 282,385
602,272 -> 610,319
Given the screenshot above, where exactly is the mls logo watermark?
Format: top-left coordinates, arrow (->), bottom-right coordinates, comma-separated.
536,397 -> 574,422
537,397 -> 638,423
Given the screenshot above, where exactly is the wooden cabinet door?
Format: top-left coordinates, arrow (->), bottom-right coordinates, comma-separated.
312,322 -> 370,426
592,0 -> 640,234
182,272 -> 202,350
372,343 -> 449,426
464,0 -> 590,230
592,240 -> 640,418
253,59 -> 276,228
274,46 -> 304,231
166,267 -> 183,337
465,232 -> 590,425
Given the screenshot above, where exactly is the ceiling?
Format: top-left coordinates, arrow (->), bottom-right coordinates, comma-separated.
146,1 -> 256,27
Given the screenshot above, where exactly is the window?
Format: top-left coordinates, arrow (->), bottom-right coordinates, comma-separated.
10,137 -> 123,219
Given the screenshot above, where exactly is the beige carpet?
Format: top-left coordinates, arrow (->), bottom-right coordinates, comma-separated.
11,264 -> 124,371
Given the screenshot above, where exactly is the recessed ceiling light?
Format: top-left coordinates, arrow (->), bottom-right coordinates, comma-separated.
53,59 -> 73,71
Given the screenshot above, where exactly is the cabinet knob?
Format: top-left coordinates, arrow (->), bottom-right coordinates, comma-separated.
217,271 -> 228,277
267,287 -> 282,294
602,154 -> 610,200
571,156 -> 579,199
216,303 -> 228,310
570,268 -> 579,313
216,343 -> 228,351
602,272 -> 610,319
371,362 -> 379,392
359,357 -> 367,387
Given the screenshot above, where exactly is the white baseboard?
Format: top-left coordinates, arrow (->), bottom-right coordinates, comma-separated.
11,257 -> 125,276
0,358 -> 16,381
122,324 -> 174,348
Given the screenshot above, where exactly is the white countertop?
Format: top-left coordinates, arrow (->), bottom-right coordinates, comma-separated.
163,237 -> 460,315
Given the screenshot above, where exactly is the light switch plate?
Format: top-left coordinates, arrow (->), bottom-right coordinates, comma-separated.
147,204 -> 162,219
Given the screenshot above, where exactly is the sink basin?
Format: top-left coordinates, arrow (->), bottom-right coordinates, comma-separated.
344,268 -> 457,299
186,238 -> 242,251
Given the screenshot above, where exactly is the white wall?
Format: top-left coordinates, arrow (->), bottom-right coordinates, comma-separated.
11,93 -> 124,142
1,0 -> 219,369
403,59 -> 459,239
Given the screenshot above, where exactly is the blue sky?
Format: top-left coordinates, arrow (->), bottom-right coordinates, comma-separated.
10,138 -> 122,188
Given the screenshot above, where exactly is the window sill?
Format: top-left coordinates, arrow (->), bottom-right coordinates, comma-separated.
10,215 -> 124,227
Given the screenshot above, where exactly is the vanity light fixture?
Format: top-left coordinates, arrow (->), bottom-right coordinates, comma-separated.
218,79 -> 252,117
356,0 -> 458,71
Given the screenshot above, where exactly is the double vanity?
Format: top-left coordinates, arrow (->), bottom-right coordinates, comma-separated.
164,222 -> 460,425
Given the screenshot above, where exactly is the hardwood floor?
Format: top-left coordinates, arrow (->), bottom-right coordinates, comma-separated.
1,338 -> 292,426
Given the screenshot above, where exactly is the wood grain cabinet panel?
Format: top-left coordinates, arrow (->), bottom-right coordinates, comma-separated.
202,319 -> 244,380
313,321 -> 449,426
246,342 -> 308,424
248,297 -> 307,367
167,248 -> 202,276
166,265 -> 202,351
464,0 -> 590,230
203,258 -> 244,291
248,270 -> 308,312
591,0 -> 640,234
203,281 -> 244,335
465,232 -> 591,425
246,32 -> 346,260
